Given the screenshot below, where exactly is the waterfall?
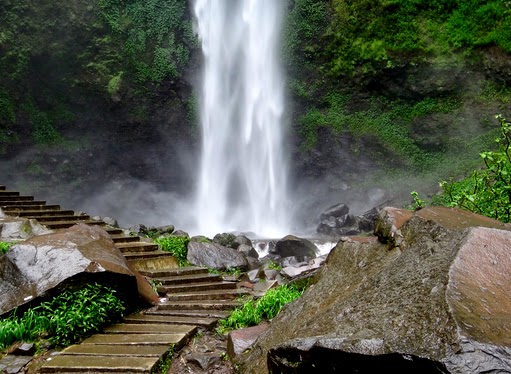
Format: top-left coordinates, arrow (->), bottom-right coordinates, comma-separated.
193,0 -> 289,237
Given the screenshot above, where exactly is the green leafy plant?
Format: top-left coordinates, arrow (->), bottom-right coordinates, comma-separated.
0,283 -> 125,350
155,236 -> 190,267
217,283 -> 306,333
436,115 -> 511,222
410,191 -> 425,210
0,242 -> 13,255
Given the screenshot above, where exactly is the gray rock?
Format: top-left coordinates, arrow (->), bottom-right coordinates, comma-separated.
240,207 -> 511,373
213,232 -> 237,248
187,242 -> 249,271
0,355 -> 32,374
0,217 -> 52,240
0,223 -> 152,315
319,203 -> 350,220
102,216 -> 119,227
233,235 -> 253,249
272,235 -> 317,259
238,243 -> 259,258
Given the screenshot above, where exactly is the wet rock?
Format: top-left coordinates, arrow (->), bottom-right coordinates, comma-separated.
12,343 -> 35,356
227,322 -> 270,359
233,235 -> 253,249
272,235 -> 317,259
187,242 -> 249,271
0,217 -> 52,240
0,355 -> 32,374
374,207 -> 414,247
319,203 -> 349,220
240,207 -> 511,373
187,352 -> 222,371
172,230 -> 189,237
102,216 -> 118,227
213,233 -> 237,248
0,223 -> 156,315
237,244 -> 259,259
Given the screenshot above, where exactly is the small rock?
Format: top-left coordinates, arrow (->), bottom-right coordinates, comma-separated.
227,322 -> 270,359
12,343 -> 35,356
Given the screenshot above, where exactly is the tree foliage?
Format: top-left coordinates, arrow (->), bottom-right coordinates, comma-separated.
436,115 -> 511,222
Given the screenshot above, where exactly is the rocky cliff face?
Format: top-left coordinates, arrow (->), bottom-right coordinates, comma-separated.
239,207 -> 511,373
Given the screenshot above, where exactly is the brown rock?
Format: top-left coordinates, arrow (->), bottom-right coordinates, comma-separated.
227,322 -> 270,359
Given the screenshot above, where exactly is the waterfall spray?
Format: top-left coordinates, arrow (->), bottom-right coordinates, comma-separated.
193,0 -> 289,237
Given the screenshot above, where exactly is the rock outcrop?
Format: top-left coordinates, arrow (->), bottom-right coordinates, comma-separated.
239,207 -> 511,373
0,223 -> 156,315
187,241 -> 249,271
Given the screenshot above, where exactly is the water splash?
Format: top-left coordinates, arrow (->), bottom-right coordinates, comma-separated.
193,0 -> 289,237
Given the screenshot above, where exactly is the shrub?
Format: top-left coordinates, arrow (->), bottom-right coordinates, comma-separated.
0,283 -> 125,349
436,115 -> 511,222
0,242 -> 12,255
155,236 -> 190,267
218,283 -> 306,333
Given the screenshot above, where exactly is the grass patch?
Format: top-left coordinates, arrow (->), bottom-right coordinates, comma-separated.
155,236 -> 190,267
217,283 -> 306,333
0,242 -> 13,255
0,283 -> 125,350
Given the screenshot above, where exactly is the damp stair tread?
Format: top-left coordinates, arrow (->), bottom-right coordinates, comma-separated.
142,309 -> 231,319
102,323 -> 197,335
121,250 -> 169,259
151,273 -> 222,285
12,210 -> 75,217
0,201 -> 48,207
39,355 -> 160,373
60,344 -> 169,357
158,281 -> 238,293
109,234 -> 142,243
123,313 -> 218,328
165,288 -> 250,301
139,266 -> 209,278
156,300 -> 243,311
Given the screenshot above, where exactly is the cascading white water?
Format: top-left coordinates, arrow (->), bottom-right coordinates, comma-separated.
193,0 -> 289,237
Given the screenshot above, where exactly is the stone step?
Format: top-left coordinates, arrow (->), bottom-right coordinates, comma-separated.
109,234 -> 141,244
35,214 -> 91,222
1,204 -> 60,212
0,196 -> 34,202
0,191 -> 19,196
156,300 -> 242,311
158,281 -> 237,294
143,309 -> 231,319
104,227 -> 123,235
0,185 -> 5,190
122,250 -> 170,260
39,355 -> 160,373
116,242 -> 159,253
60,344 -> 169,357
0,200 -> 47,206
123,313 -> 218,328
151,273 -> 222,285
13,209 -> 75,217
102,323 -> 197,335
139,266 -> 208,278
43,220 -> 103,229
80,332 -> 192,346
165,289 -> 250,301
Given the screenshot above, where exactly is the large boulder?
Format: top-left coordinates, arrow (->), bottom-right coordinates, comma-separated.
239,207 -> 511,373
0,223 -> 158,315
187,241 -> 249,271
0,216 -> 52,240
272,235 -> 317,259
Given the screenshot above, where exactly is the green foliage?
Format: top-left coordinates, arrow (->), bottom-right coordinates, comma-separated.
98,0 -> 194,84
298,93 -> 460,171
21,100 -> 68,146
410,191 -> 425,210
436,115 -> 511,222
155,236 -> 190,267
0,242 -> 13,255
218,284 -> 305,333
107,71 -> 124,95
325,0 -> 511,76
0,283 -> 125,350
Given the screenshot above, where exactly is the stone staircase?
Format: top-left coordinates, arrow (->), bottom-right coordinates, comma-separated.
0,185 -> 249,373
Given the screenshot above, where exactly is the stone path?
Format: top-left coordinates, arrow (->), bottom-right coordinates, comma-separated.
0,186 -> 249,373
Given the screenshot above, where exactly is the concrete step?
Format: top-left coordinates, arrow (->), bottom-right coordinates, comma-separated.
80,332 -> 193,346
123,313 -> 218,328
109,234 -> 141,244
102,323 -> 197,335
43,220 -> 103,229
60,344 -> 169,357
139,266 -> 208,278
156,300 -> 242,311
2,204 -> 60,212
13,209 -> 74,217
122,250 -> 170,260
151,273 -> 222,285
39,355 -> 160,373
0,191 -> 19,196
0,196 -> 34,202
165,289 -> 250,301
35,214 -> 91,222
0,200 -> 47,207
116,242 -> 159,253
143,309 -> 231,319
158,281 -> 237,294
105,227 -> 123,235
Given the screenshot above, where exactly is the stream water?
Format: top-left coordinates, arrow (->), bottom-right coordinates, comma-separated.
193,0 -> 290,237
